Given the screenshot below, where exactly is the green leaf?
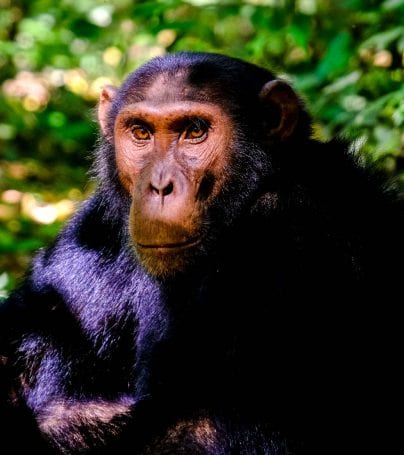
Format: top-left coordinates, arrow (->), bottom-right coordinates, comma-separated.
287,18 -> 311,49
316,32 -> 352,81
360,26 -> 404,50
381,0 -> 404,12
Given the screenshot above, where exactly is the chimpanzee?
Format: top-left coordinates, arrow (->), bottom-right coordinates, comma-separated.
0,52 -> 401,454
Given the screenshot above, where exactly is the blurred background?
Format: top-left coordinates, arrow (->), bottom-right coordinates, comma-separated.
0,0 -> 403,295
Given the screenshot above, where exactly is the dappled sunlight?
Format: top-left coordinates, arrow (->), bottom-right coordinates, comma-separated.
3,71 -> 50,111
2,68 -> 119,109
64,69 -> 90,98
103,47 -> 123,67
1,189 -> 77,225
21,193 -> 76,225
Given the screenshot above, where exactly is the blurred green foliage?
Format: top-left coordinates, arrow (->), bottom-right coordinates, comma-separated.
0,0 -> 403,293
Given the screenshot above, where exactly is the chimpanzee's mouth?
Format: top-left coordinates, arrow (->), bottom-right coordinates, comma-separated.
136,237 -> 201,250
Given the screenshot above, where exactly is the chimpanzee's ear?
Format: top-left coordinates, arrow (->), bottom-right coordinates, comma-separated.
259,80 -> 300,141
98,85 -> 118,141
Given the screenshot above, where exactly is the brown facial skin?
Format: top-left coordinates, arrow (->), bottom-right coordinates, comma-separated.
98,76 -> 299,278
100,94 -> 233,277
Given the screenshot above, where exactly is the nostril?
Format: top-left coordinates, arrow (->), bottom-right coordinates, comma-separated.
149,181 -> 174,197
162,181 -> 174,196
149,183 -> 159,195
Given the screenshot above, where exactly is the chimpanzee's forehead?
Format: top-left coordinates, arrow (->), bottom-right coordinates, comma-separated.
149,72 -> 201,101
112,53 -> 274,119
122,68 -> 217,104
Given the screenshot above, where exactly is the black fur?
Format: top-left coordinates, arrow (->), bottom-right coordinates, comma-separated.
0,52 -> 400,454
